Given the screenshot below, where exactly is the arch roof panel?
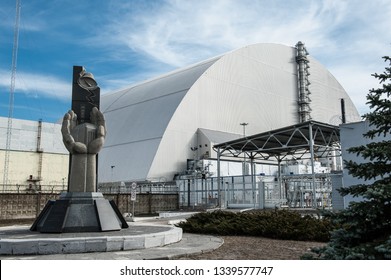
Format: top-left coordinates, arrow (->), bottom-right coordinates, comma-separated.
99,43 -> 360,183
99,57 -> 219,182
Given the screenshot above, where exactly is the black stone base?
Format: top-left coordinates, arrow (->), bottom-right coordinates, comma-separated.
30,192 -> 129,233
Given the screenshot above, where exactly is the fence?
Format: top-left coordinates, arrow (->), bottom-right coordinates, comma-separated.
98,181 -> 178,194
0,184 -> 67,194
104,193 -> 178,216
0,181 -> 179,194
98,181 -> 179,216
177,173 -> 342,209
176,175 -> 283,209
0,193 -> 58,220
0,174 -> 342,221
0,193 -> 179,221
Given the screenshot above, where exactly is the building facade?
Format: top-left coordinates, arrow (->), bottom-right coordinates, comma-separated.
334,120 -> 391,209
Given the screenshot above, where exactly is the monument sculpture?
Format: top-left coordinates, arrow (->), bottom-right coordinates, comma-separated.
31,66 -> 128,233
62,107 -> 105,192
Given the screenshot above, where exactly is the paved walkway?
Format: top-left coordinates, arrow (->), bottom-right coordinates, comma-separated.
0,214 -> 223,260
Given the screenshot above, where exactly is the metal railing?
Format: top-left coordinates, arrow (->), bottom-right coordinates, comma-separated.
177,173 -> 342,209
98,181 -> 178,194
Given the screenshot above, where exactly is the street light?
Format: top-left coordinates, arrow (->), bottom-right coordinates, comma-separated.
240,122 -> 249,174
240,122 -> 248,137
240,123 -> 249,203
111,165 -> 115,193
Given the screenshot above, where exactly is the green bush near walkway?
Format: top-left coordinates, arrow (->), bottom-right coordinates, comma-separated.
177,210 -> 333,242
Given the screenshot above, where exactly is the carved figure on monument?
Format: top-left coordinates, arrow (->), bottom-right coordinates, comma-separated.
61,107 -> 105,192
30,66 -> 128,233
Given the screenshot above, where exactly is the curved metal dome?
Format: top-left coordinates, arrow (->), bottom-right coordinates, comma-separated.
99,43 -> 360,183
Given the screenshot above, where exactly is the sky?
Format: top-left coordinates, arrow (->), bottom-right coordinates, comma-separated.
0,0 -> 390,123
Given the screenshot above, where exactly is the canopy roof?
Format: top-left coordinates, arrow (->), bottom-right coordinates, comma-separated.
214,121 -> 340,161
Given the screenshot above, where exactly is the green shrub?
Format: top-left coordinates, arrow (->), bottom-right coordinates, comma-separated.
177,210 -> 333,242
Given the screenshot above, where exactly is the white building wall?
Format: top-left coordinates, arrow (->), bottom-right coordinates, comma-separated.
338,120 -> 391,209
0,150 -> 69,187
0,117 -> 67,153
0,117 -> 69,190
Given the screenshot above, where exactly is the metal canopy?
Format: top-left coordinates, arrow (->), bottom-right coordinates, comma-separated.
214,121 -> 340,160
213,121 -> 341,208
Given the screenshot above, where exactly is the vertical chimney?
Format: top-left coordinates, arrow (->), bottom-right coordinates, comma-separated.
341,98 -> 346,124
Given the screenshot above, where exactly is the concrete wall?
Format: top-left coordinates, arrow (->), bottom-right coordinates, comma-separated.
0,117 -> 69,191
0,117 -> 67,153
0,150 -> 69,190
0,193 -> 179,220
104,193 -> 179,216
0,193 -> 58,220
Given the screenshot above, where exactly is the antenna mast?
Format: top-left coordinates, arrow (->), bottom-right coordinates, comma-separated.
3,0 -> 21,190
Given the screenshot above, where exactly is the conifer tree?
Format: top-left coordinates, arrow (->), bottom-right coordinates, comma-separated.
316,56 -> 391,259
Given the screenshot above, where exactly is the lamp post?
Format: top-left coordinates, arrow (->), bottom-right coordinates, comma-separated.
240,122 -> 248,174
190,146 -> 198,207
240,122 -> 248,203
240,122 -> 248,137
111,165 -> 115,193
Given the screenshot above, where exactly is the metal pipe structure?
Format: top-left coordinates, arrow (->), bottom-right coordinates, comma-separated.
296,41 -> 312,123
341,98 -> 346,124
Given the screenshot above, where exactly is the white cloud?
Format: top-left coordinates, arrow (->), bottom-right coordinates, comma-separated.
0,69 -> 71,100
94,0 -> 391,116
3,0 -> 390,118
101,0 -> 354,67
331,64 -> 380,114
331,50 -> 391,114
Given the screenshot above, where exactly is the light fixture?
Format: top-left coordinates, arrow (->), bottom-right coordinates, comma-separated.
78,67 -> 98,90
240,122 -> 249,137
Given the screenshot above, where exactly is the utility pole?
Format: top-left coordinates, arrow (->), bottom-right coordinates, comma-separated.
3,0 -> 21,190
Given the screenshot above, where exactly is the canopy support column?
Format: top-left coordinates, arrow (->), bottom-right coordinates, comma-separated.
309,123 -> 317,208
217,147 -> 221,209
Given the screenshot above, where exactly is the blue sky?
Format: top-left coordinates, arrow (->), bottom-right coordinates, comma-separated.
1,0 -> 390,123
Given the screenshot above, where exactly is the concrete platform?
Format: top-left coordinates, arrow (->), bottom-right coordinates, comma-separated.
0,223 -> 182,256
0,233 -> 223,260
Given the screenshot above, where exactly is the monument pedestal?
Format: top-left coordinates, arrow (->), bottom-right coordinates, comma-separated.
30,192 -> 128,233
